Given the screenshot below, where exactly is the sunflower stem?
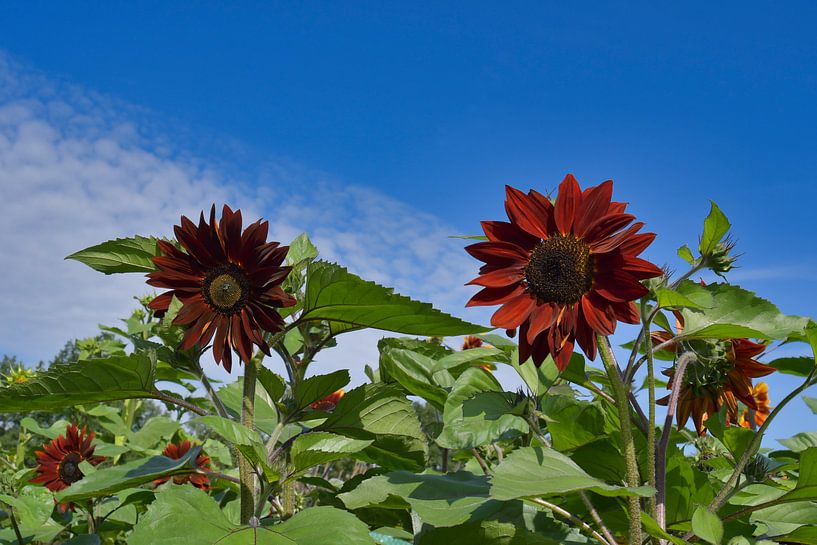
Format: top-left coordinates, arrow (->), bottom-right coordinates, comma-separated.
597,335 -> 642,545
239,358 -> 258,524
7,507 -> 24,545
656,351 -> 695,534
641,301 -> 657,519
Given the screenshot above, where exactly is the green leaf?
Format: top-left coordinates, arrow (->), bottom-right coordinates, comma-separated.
192,416 -> 264,447
692,506 -> 724,544
131,485 -> 375,545
66,235 -> 160,274
641,512 -> 688,545
290,432 -> 373,475
656,280 -> 714,310
679,283 -> 809,341
218,378 -> 280,434
804,397 -> 817,415
779,433 -> 817,452
511,350 -> 560,398
540,395 -> 607,452
340,470 -> 492,527
258,367 -> 287,402
20,417 -> 70,439
56,448 -> 201,502
127,416 -> 180,451
699,201 -> 731,256
379,344 -> 449,409
776,526 -> 817,544
437,367 -> 529,450
294,370 -> 350,410
0,353 -> 156,412
301,261 -> 489,336
319,383 -> 427,470
769,357 -> 816,377
678,244 -> 696,265
286,232 -> 319,268
489,447 -> 654,500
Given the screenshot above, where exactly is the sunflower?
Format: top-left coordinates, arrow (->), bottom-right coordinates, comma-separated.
658,339 -> 775,435
153,440 -> 211,490
465,175 -> 662,370
147,205 -> 297,372
310,389 -> 345,411
462,336 -> 485,350
30,424 -> 105,492
729,382 -> 772,429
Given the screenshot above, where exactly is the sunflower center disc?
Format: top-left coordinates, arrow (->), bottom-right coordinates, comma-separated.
202,265 -> 250,314
525,236 -> 594,305
59,453 -> 84,484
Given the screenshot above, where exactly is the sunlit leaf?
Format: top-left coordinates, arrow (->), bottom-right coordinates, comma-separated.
66,235 -> 160,274
301,261 -> 489,336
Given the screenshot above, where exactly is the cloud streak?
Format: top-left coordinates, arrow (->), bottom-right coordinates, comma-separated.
0,52 -> 492,386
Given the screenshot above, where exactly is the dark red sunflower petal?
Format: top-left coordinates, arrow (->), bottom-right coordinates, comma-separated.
554,174 -> 581,234
505,185 -> 550,239
480,220 -> 539,249
465,241 -> 530,263
491,294 -> 536,329
573,180 -> 613,237
466,267 -> 525,288
467,284 -> 525,307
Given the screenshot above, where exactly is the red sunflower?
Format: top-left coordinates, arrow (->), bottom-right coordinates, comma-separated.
30,424 -> 105,492
147,205 -> 297,372
153,440 -> 211,490
658,338 -> 775,435
465,175 -> 662,370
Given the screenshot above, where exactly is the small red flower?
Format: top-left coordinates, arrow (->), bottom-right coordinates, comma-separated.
310,389 -> 346,411
147,205 -> 297,372
30,424 -> 105,492
153,440 -> 211,490
462,336 -> 484,350
466,175 -> 662,370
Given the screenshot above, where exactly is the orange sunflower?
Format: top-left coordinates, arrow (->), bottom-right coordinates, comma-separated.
310,389 -> 346,411
658,339 -> 775,435
729,382 -> 772,429
30,424 -> 105,492
465,175 -> 662,370
153,440 -> 211,490
147,205 -> 297,372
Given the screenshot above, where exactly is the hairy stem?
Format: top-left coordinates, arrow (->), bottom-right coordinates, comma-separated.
642,302 -> 657,518
580,491 -> 617,545
529,497 -> 615,545
656,351 -> 695,533
151,390 -> 209,416
8,508 -> 24,545
239,360 -> 258,524
598,335 -> 642,545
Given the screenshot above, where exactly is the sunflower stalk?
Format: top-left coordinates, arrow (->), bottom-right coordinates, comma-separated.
239,358 -> 258,524
597,335 -> 642,545
655,351 -> 695,535
641,300 -> 657,518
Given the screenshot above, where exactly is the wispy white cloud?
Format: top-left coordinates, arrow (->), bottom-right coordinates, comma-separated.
0,52 -> 494,387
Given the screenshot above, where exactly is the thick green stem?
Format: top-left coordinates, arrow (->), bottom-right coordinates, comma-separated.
641,302 -> 657,518
598,335 -> 642,545
239,360 -> 258,524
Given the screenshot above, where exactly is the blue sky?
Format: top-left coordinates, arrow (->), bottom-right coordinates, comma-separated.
1,3 -> 816,443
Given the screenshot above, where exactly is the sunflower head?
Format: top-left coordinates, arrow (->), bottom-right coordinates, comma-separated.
465,175 -> 662,371
310,389 -> 346,411
659,338 -> 774,435
147,205 -> 297,372
3,364 -> 35,385
30,424 -> 105,492
153,440 -> 211,490
462,336 -> 484,350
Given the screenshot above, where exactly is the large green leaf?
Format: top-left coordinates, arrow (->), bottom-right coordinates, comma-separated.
539,395 -> 607,452
130,485 -> 374,545
437,367 -> 528,450
56,447 -> 201,502
290,432 -> 373,475
379,344 -> 449,409
300,261 -> 489,336
340,470 -> 492,527
0,353 -> 156,412
656,280 -> 714,310
219,378 -> 280,434
319,383 -> 427,470
680,283 -> 809,340
489,447 -> 654,500
66,235 -> 160,274
779,433 -> 817,452
692,506 -> 724,544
